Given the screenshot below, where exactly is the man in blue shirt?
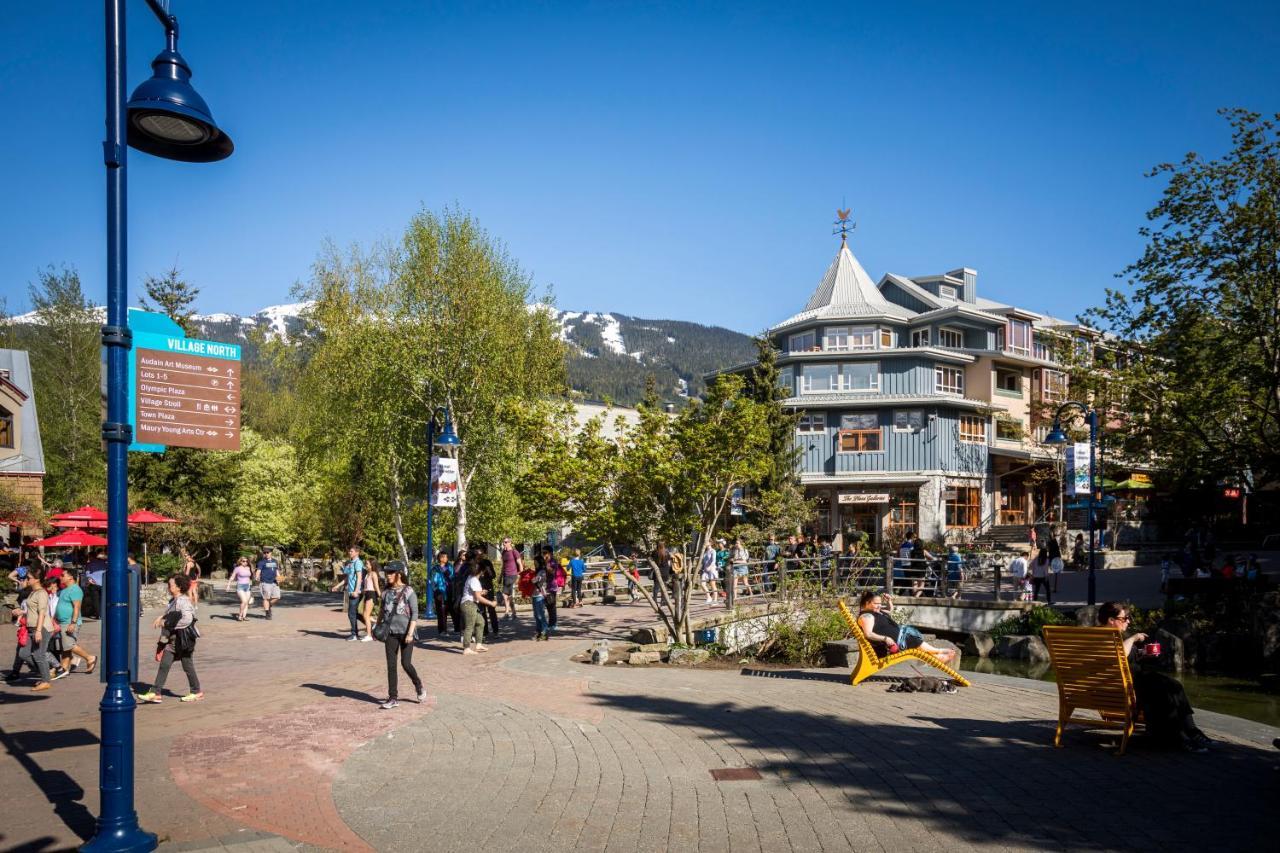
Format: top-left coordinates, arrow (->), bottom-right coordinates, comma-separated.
83,551 -> 107,619
568,549 -> 587,607
255,547 -> 282,620
329,546 -> 364,640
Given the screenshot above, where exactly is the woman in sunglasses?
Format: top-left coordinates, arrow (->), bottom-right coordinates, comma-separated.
1099,601 -> 1211,753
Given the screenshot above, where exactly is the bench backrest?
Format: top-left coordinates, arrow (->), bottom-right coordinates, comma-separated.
837,599 -> 882,665
1042,625 -> 1135,716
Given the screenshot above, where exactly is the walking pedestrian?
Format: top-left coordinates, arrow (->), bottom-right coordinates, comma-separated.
330,546 -> 365,641
531,554 -> 550,641
698,542 -> 719,605
731,538 -> 752,598
945,546 -> 963,600
255,547 -> 282,620
1031,548 -> 1053,603
477,548 -> 501,639
376,562 -> 424,709
182,549 -> 200,605
568,549 -> 587,607
17,568 -> 54,691
359,555 -> 382,642
542,546 -> 564,633
226,556 -> 253,622
56,569 -> 96,674
499,538 -> 522,620
459,560 -> 496,654
1048,533 -> 1064,593
431,551 -> 455,634
137,574 -> 202,703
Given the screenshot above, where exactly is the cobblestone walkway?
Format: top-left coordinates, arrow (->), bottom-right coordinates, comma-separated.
1,594 -> 1276,851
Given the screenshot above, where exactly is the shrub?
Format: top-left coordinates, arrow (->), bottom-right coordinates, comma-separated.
148,552 -> 182,580
757,604 -> 848,666
988,605 -> 1069,639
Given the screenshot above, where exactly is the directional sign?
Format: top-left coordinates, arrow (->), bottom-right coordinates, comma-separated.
127,308 -> 242,453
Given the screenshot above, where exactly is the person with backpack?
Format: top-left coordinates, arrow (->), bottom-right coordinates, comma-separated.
430,550 -> 456,635
375,563 -> 423,709
137,574 -> 202,704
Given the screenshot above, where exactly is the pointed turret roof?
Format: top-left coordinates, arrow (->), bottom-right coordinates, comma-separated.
771,241 -> 910,331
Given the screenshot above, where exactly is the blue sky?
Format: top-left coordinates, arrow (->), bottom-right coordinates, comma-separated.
2,1 -> 1277,333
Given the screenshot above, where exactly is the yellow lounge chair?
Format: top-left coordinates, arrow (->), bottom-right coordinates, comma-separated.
1042,625 -> 1140,755
836,599 -> 971,687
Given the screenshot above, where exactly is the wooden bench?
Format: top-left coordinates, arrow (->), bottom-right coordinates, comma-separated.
835,599 -> 970,687
1041,625 -> 1140,755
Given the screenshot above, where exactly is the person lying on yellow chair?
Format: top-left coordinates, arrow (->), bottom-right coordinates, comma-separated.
856,590 -> 958,665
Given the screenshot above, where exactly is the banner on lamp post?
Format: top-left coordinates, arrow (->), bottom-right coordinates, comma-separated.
730,487 -> 744,516
1066,442 -> 1092,496
431,456 -> 459,507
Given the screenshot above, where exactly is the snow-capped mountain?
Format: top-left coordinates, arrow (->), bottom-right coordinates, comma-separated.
11,300 -> 756,406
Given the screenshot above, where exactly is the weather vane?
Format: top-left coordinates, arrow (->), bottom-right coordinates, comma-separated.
833,207 -> 856,245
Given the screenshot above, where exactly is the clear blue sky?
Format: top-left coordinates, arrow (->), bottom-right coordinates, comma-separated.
2,2 -> 1277,333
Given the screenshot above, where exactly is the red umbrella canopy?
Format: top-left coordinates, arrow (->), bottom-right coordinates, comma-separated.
127,509 -> 180,525
49,505 -> 109,530
30,529 -> 109,548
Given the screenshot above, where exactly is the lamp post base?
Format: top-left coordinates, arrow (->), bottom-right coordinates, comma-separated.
82,822 -> 157,853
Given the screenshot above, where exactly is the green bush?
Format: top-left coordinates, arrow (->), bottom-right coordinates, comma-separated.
757,604 -> 848,666
148,552 -> 182,580
988,605 -> 1069,639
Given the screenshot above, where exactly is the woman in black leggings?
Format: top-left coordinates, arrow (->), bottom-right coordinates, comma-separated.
378,563 -> 423,710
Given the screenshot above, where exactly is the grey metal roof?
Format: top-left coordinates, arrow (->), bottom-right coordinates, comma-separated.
0,349 -> 45,475
771,243 -> 912,331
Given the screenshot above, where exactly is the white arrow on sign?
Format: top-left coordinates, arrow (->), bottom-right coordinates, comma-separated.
226,394 -> 233,401
225,367 -> 234,376
223,406 -> 235,413
224,419 -> 233,426
224,431 -> 234,437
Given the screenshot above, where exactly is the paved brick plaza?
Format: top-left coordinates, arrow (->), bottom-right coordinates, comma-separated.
1,591 -> 1276,852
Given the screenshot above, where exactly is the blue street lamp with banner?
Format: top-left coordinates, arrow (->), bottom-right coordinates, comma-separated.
1044,401 -> 1103,606
88,2 -> 233,850
424,409 -> 461,620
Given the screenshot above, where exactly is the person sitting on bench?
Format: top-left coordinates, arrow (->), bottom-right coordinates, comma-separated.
856,590 -> 957,665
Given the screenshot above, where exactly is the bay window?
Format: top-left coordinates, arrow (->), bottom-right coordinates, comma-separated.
959,414 -> 986,444
849,326 -> 876,351
824,327 -> 849,351
1006,319 -> 1031,355
938,327 -> 964,349
935,365 -> 964,395
789,330 -> 817,352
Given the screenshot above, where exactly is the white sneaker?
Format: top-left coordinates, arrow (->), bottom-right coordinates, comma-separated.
360,635 -> 374,642
462,648 -> 477,655
476,644 -> 489,653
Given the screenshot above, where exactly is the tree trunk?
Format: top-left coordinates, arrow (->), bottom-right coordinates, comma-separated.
455,466 -> 473,552
388,469 -> 412,567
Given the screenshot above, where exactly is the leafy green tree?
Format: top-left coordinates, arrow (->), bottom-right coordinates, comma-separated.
743,334 -> 811,536
296,207 -> 567,562
1084,109 -> 1280,497
140,266 -> 199,335
229,429 -> 307,546
22,267 -> 105,509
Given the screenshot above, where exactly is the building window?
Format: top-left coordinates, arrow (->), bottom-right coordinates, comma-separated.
959,414 -> 986,443
789,331 -> 817,352
842,362 -> 879,392
778,367 -> 793,395
0,406 -> 12,449
935,365 -> 964,395
1075,335 -> 1093,363
946,486 -> 981,528
849,326 -> 876,351
995,368 -> 1021,393
1041,368 -> 1068,404
1033,338 -> 1053,362
1006,319 -> 1031,355
995,415 -> 1022,441
838,413 -> 881,452
886,491 -> 917,538
893,409 -> 924,431
800,364 -> 837,393
911,328 -> 930,348
797,411 -> 826,433
824,327 -> 849,351
938,327 -> 964,349
879,328 -> 893,349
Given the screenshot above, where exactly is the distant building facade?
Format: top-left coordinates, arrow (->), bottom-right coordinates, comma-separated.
0,349 -> 45,537
734,234 -> 1104,546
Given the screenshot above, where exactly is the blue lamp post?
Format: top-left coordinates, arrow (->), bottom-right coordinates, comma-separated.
1043,401 -> 1102,606
424,408 -> 461,620
88,2 -> 232,851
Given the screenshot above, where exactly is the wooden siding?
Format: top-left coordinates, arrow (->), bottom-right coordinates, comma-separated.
795,407 -> 989,475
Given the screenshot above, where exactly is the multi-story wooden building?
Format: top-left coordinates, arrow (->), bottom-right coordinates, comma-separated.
0,349 -> 45,539
742,234 -> 1089,546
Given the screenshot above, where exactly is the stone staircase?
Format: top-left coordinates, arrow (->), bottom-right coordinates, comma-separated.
973,524 -> 1031,550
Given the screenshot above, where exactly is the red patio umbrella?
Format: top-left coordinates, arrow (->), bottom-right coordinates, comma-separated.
128,509 -> 181,583
30,529 -> 109,548
50,505 -> 108,530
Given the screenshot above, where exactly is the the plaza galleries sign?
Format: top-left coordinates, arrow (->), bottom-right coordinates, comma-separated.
837,493 -> 889,504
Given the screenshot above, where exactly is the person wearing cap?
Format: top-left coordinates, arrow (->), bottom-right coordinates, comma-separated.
377,562 -> 423,709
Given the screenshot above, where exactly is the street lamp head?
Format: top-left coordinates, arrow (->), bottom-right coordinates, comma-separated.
126,44 -> 233,162
434,414 -> 462,448
1043,421 -> 1069,445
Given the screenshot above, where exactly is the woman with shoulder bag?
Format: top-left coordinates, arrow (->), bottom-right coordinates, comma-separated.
376,563 -> 423,710
138,574 -> 202,703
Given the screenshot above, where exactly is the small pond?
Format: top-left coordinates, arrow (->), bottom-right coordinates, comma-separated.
960,657 -> 1280,729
